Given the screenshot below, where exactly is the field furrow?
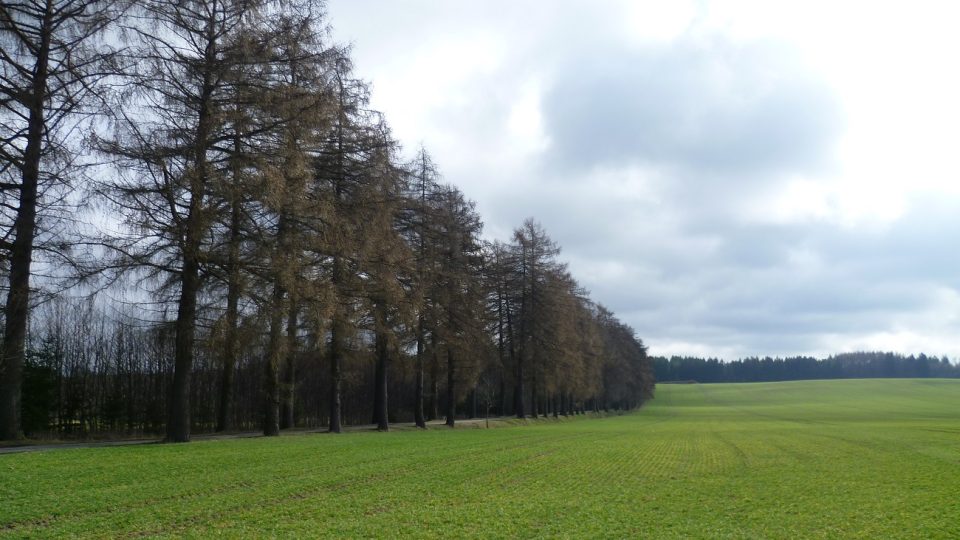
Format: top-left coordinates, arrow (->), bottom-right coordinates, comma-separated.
2,379 -> 959,538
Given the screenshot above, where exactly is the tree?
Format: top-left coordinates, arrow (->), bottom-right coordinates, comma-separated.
0,0 -> 126,440
430,186 -> 485,427
510,218 -> 560,418
531,267 -> 587,417
597,306 -> 654,410
483,241 -> 514,417
360,143 -> 411,432
208,15 -> 266,433
311,54 -> 390,433
249,6 -> 334,437
397,147 -> 442,428
1,1 -> 658,440
191,2 -> 339,434
96,0 -> 264,442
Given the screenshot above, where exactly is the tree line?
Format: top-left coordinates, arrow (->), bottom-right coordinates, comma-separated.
654,352 -> 958,384
0,0 -> 654,441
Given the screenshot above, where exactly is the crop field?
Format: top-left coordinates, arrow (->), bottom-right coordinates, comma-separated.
2,379 -> 959,538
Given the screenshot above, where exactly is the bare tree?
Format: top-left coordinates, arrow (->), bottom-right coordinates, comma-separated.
398,147 -> 441,428
250,7 -> 335,437
96,0 -> 264,442
0,0 -> 126,440
3,1 -> 655,441
431,186 -> 485,427
312,55 -> 386,433
360,143 -> 412,432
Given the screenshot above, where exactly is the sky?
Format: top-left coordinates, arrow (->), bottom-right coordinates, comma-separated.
326,0 -> 960,360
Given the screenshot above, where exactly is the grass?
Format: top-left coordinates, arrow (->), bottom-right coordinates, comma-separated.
2,379 -> 960,538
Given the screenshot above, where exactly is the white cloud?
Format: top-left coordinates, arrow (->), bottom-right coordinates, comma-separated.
328,0 -> 960,360
620,0 -> 699,44
505,77 -> 550,155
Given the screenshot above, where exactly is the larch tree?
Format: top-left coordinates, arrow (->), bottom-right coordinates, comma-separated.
207,15 -> 267,433
527,266 -> 574,416
312,53 -> 387,433
202,2 -> 340,433
357,140 -> 412,432
509,218 -> 560,418
397,147 -> 442,428
430,185 -> 485,427
596,306 -> 654,410
484,240 -> 517,416
1,1 -> 655,440
0,0 -> 126,440
250,5 -> 334,437
96,0 -> 266,442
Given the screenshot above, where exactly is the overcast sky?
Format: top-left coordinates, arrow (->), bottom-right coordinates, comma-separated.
327,0 -> 960,360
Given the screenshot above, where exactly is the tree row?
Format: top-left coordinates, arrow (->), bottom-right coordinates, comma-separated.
654,352 -> 958,384
0,0 -> 654,441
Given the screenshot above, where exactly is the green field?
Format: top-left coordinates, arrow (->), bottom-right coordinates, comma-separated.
2,379 -> 959,538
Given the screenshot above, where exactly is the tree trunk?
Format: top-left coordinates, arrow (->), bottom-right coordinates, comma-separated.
498,374 -> 507,417
372,303 -> 389,431
530,373 -> 539,419
329,73 -> 350,434
167,28 -> 218,442
216,190 -> 242,432
445,348 -> 455,427
429,341 -> 439,421
414,316 -> 426,428
509,305 -> 524,419
496,285 -> 507,418
514,363 -> 525,419
280,299 -> 298,429
168,192 -> 204,443
263,279 -> 284,436
168,253 -> 199,442
328,306 -> 344,433
0,23 -> 49,441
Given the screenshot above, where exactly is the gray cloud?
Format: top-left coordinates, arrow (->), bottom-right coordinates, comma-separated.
328,0 -> 960,360
543,39 -> 842,176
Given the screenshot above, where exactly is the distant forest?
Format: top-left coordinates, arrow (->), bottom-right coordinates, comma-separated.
0,1 -> 653,441
654,352 -> 959,383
